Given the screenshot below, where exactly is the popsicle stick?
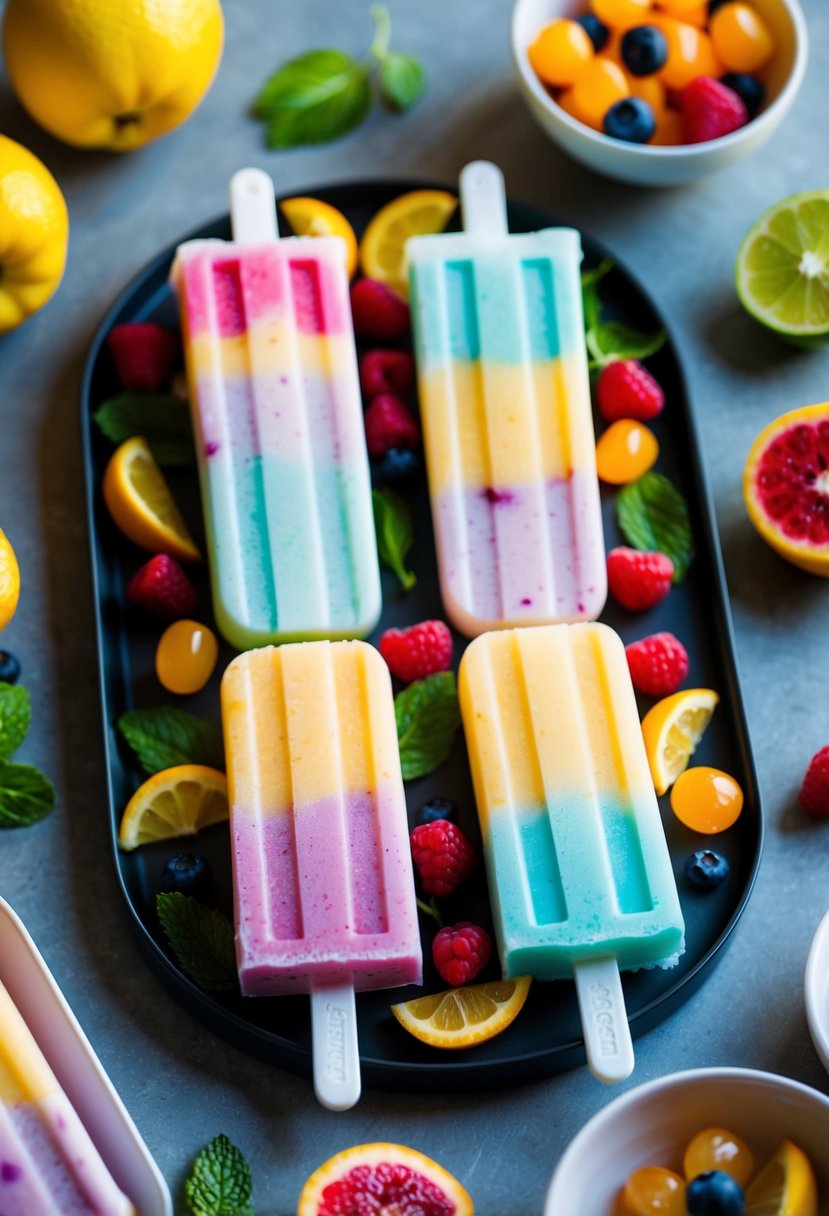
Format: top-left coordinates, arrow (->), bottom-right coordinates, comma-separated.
310,983 -> 361,1111
230,167 -> 278,243
459,160 -> 509,237
573,957 -> 635,1084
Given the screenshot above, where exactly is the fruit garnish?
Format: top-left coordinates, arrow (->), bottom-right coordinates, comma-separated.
359,189 -> 457,298
380,619 -> 453,683
640,688 -> 720,796
576,13 -> 609,51
160,852 -> 214,901
603,97 -> 657,144
410,818 -> 477,897
391,976 -> 532,1050
106,323 -> 179,392
687,1170 -> 745,1215
618,1166 -> 686,1216
625,632 -> 690,697
596,419 -> 659,484
360,348 -> 416,398
720,72 -> 765,118
607,546 -> 675,612
671,766 -> 744,833
373,447 -> 423,489
0,528 -> 20,632
743,403 -> 829,575
297,1143 -> 473,1216
350,277 -> 411,340
416,797 -> 458,826
800,745 -> 829,818
102,436 -> 201,562
685,1128 -> 755,1186
364,393 -> 421,457
621,24 -> 669,75
596,359 -> 665,422
155,620 -> 219,695
279,197 -> 358,279
0,134 -> 68,332
685,849 -> 731,889
744,1139 -> 818,1216
432,923 -> 492,987
126,554 -> 199,619
0,651 -> 20,684
735,194 -> 829,346
117,764 -> 228,851
682,75 -> 749,144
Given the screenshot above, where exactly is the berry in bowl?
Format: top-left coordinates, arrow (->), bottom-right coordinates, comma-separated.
511,0 -> 807,185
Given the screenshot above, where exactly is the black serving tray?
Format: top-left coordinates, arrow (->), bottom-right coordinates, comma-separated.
81,179 -> 762,1092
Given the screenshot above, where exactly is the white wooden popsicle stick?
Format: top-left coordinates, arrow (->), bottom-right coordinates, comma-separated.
573,956 -> 635,1084
310,982 -> 362,1111
459,160 -> 509,237
230,167 -> 278,243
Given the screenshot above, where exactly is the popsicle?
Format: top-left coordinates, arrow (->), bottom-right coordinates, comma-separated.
0,979 -> 134,1215
170,168 -> 381,649
458,622 -> 685,1082
221,639 -> 422,1110
408,161 -> 606,638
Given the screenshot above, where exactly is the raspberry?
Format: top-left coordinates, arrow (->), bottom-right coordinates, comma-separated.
607,546 -> 674,611
364,394 -> 421,459
350,278 -> 410,341
432,922 -> 492,987
625,631 -> 690,696
379,620 -> 452,683
682,76 -> 748,144
596,359 -> 665,422
106,323 -> 179,392
359,349 -> 415,398
800,746 -> 829,818
410,820 -> 478,897
125,554 -> 199,619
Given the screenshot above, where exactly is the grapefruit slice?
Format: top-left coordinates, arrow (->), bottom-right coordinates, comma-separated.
743,402 -> 829,576
297,1143 -> 473,1216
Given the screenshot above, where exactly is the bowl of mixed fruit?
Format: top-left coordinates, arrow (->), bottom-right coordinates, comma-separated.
511,0 -> 807,184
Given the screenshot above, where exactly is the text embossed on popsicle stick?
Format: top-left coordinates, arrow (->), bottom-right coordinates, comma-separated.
589,983 -> 619,1058
324,1002 -> 348,1082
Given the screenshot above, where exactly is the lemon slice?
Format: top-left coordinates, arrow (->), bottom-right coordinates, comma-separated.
359,189 -> 457,298
744,1138 -> 818,1216
118,764 -> 228,850
640,688 -> 719,796
102,436 -> 200,562
279,196 -> 358,279
298,1143 -> 473,1216
0,527 -> 20,631
391,976 -> 532,1049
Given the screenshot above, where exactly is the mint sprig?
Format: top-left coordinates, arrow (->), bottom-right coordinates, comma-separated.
184,1134 -> 254,1216
373,487 -> 416,591
395,672 -> 461,781
581,258 -> 613,332
586,322 -> 666,370
118,707 -> 222,776
0,683 -> 30,760
0,762 -> 56,827
616,471 -> 695,584
92,392 -> 195,467
156,893 -> 238,995
252,5 -> 424,149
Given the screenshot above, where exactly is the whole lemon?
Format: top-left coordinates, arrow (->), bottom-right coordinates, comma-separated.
2,0 -> 224,152
0,135 -> 69,333
0,528 -> 20,632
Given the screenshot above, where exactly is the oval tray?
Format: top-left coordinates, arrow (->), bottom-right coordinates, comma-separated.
81,179 -> 762,1092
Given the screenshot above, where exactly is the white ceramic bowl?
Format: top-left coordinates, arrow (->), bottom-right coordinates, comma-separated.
511,0 -> 808,185
805,908 -> 829,1077
545,1067 -> 829,1214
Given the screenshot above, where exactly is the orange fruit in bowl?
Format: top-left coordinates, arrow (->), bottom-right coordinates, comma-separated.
0,134 -> 68,333
743,403 -> 829,576
297,1143 -> 473,1216
2,0 -> 224,152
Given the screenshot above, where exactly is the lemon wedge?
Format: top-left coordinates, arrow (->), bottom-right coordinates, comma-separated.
118,764 -> 227,851
359,189 -> 457,298
745,1138 -> 818,1216
391,976 -> 531,1049
102,436 -> 200,562
279,196 -> 358,279
640,688 -> 719,796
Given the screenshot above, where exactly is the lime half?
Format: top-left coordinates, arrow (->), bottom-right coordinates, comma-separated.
736,190 -> 829,346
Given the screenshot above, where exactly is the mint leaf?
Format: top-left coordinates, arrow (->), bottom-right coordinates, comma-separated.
92,393 -> 195,467
0,762 -> 56,827
616,471 -> 695,584
379,52 -> 425,111
156,893 -> 238,995
580,258 -> 613,331
586,322 -> 665,369
253,50 -> 371,148
373,488 -> 416,591
0,683 -> 30,760
118,707 -> 222,776
395,672 -> 460,781
185,1134 -> 254,1216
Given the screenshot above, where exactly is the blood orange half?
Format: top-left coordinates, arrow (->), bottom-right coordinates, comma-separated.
743,403 -> 829,576
297,1142 -> 474,1216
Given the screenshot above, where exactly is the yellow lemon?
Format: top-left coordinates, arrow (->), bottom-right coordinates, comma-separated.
2,0 -> 224,152
298,1144 -> 474,1216
391,976 -> 532,1050
0,135 -> 68,334
745,1139 -> 818,1216
279,197 -> 359,280
640,688 -> 719,796
102,436 -> 201,562
0,529 -> 21,632
359,189 -> 458,298
118,764 -> 228,850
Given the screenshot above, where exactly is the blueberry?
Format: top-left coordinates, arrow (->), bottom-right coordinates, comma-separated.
621,25 -> 668,76
685,849 -> 730,890
708,0 -> 731,13
160,853 -> 213,901
372,447 -> 422,488
603,98 -> 656,144
0,651 -> 21,684
720,72 -> 765,118
575,13 -> 609,52
416,798 -> 458,826
687,1171 -> 745,1216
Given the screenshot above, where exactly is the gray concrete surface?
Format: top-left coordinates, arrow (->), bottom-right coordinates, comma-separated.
1,0 -> 828,1211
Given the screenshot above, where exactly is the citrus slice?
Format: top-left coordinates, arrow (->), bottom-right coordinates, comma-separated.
102,436 -> 200,562
743,402 -> 829,577
359,189 -> 457,298
744,1138 -> 818,1216
391,976 -> 532,1049
279,196 -> 358,279
735,190 -> 829,346
0,528 -> 20,631
298,1143 -> 474,1216
640,688 -> 720,796
118,764 -> 228,850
